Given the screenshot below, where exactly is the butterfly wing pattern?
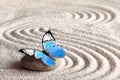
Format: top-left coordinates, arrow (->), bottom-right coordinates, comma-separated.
42,31 -> 65,58
19,49 -> 55,66
19,30 -> 65,67
34,50 -> 55,66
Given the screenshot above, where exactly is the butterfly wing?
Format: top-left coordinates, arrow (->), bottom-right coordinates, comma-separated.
42,31 -> 65,58
48,46 -> 65,58
19,48 -> 55,66
34,50 -> 55,66
19,48 -> 35,56
43,41 -> 65,58
42,30 -> 55,43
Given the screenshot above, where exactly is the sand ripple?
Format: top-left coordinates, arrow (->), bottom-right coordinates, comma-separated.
61,5 -> 115,23
0,1 -> 120,79
1,16 -> 120,80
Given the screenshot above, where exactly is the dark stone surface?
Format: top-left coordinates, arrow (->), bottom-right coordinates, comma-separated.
21,55 -> 61,71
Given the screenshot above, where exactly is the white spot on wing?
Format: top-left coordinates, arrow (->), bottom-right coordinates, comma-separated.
43,33 -> 54,42
23,49 -> 34,56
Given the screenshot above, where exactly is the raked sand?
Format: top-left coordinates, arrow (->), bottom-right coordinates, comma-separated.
1,0 -> 120,80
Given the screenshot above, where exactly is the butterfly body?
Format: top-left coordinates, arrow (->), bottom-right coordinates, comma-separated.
19,30 -> 65,67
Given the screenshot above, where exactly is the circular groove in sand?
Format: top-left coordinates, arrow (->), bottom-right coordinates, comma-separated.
2,24 -> 120,79
0,0 -> 119,79
63,6 -> 115,23
0,5 -> 118,79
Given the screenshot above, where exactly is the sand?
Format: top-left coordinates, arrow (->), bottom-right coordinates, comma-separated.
1,0 -> 120,80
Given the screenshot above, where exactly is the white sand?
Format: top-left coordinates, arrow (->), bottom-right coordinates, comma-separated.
1,0 -> 120,80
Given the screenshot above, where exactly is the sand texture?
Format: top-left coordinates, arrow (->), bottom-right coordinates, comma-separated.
1,0 -> 120,80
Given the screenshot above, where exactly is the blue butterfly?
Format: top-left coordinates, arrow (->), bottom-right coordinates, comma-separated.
19,30 -> 65,67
